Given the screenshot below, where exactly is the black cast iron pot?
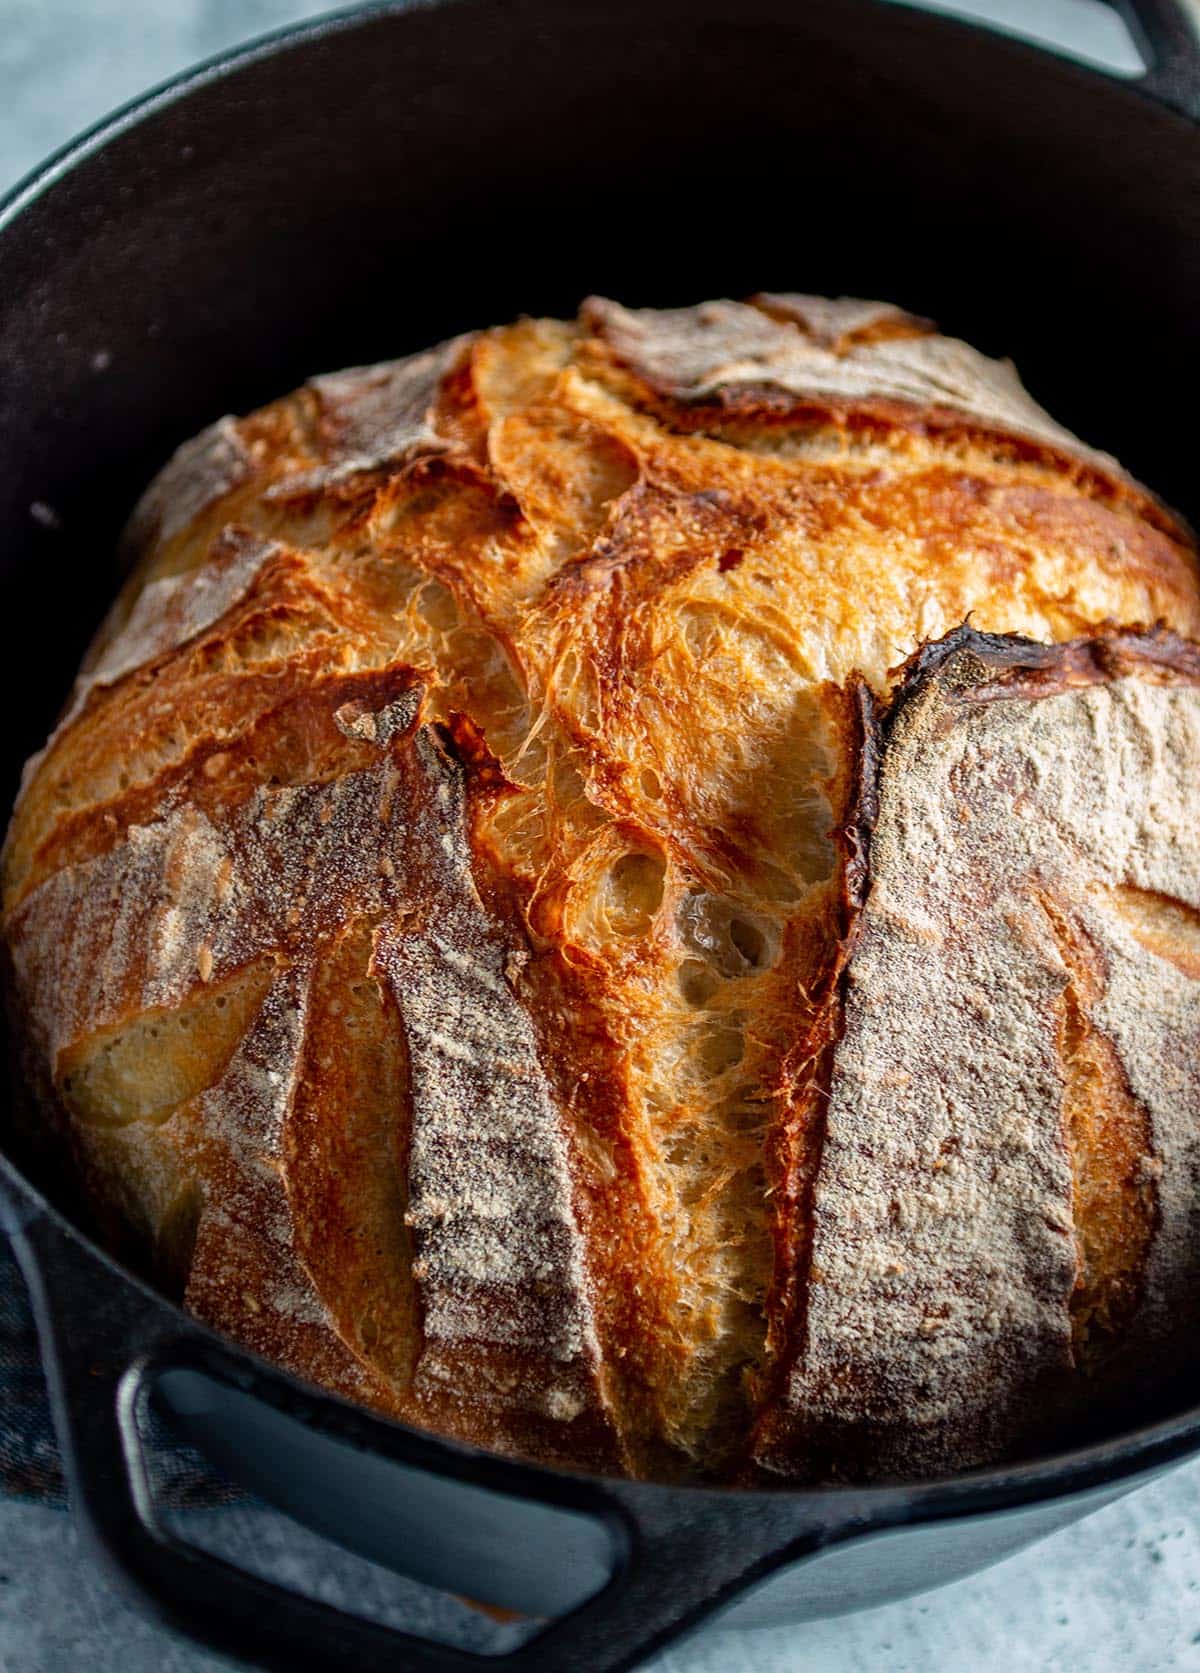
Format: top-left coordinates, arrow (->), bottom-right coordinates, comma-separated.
1,2 -> 1198,1668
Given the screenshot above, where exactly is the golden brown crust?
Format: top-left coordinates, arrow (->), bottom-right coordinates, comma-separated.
4,297 -> 1200,1483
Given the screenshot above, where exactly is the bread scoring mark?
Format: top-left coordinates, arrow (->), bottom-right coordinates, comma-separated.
371,727 -> 613,1441
267,338 -> 471,498
1105,885 -> 1200,980
8,771 -> 393,1070
1038,893 -> 1155,1354
59,963 -> 273,1129
761,662 -> 1083,1478
4,666 -> 423,1065
283,921 -> 420,1397
183,964 -> 381,1394
7,669 -> 611,1432
583,295 -> 1120,478
81,530 -> 282,698
7,662 -> 419,915
1061,676 -> 1200,1371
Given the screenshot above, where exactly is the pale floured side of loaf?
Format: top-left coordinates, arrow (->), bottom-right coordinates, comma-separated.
755,631 -> 1200,1480
4,296 -> 1200,1482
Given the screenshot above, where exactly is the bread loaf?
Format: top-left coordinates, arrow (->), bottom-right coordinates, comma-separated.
3,295 -> 1199,1483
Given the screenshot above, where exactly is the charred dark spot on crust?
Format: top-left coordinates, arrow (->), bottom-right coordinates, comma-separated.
886,623 -> 1200,736
841,679 -> 882,912
717,547 -> 744,574
439,711 -> 510,789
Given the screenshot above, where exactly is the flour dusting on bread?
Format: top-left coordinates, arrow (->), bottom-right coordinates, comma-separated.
756,633 -> 1200,1479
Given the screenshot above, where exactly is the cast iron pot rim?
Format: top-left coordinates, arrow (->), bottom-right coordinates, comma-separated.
3,0 -> 1195,239
1,0 -> 1199,1523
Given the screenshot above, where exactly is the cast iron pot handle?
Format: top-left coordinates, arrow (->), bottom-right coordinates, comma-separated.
8,1204 -> 832,1673
1120,0 -> 1200,118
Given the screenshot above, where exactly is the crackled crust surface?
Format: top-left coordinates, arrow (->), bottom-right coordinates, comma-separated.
3,296 -> 1200,1482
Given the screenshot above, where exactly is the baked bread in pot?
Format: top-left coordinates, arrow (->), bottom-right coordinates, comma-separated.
3,294 -> 1199,1483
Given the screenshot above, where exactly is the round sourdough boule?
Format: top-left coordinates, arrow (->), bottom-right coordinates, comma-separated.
3,294 -> 1200,1484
